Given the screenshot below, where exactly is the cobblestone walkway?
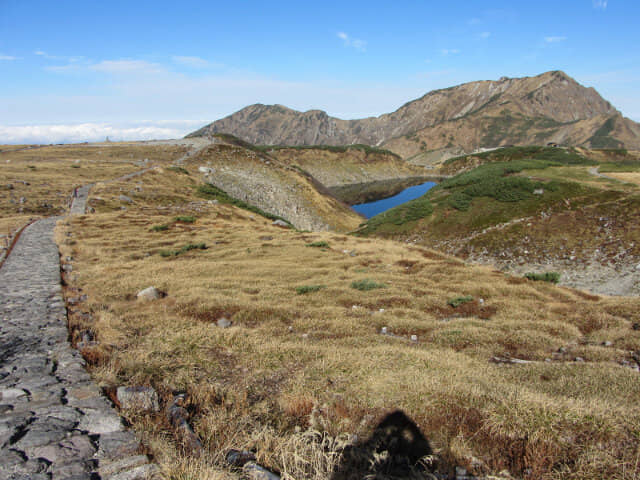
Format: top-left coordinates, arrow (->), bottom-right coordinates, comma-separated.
1,189 -> 157,479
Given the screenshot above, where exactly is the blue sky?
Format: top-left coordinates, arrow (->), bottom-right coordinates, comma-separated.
1,0 -> 638,143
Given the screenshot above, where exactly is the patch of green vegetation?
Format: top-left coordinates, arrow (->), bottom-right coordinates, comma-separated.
306,241 -> 329,248
256,143 -> 401,159
197,183 -> 292,225
589,117 -> 623,149
151,224 -> 169,232
524,272 -> 560,284
70,164 -> 81,169
159,243 -> 208,257
295,285 -> 326,295
447,296 -> 474,308
440,159 -> 554,189
174,216 -> 196,223
168,166 -> 190,175
351,279 -> 386,291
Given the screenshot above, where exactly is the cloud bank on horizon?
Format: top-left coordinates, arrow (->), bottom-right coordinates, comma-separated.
0,122 -> 203,145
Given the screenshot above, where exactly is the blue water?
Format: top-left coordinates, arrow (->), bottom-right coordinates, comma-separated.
352,181 -> 437,218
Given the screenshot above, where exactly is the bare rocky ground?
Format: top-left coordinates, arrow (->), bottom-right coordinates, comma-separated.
467,254 -> 640,296
0,190 -> 157,479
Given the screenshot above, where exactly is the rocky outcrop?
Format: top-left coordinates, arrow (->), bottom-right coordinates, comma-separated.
190,143 -> 363,232
187,71 -> 640,156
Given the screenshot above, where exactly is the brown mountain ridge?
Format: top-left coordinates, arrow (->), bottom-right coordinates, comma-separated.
187,70 -> 640,159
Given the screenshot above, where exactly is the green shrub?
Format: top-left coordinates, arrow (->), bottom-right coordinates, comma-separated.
447,296 -> 474,308
174,216 -> 196,223
70,164 -> 80,168
296,285 -> 326,295
151,224 -> 169,232
306,241 -> 329,248
159,243 -> 208,257
351,279 -> 386,291
524,272 -> 560,284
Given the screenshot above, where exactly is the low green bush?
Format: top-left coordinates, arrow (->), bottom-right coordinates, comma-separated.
447,296 -> 474,308
296,285 -> 326,295
306,241 -> 329,248
151,224 -> 169,232
524,272 -> 560,284
159,243 -> 208,257
174,216 -> 196,223
351,279 -> 386,291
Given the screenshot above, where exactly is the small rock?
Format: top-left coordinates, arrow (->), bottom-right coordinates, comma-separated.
533,188 -> 544,195
381,327 -> 388,334
117,386 -> 160,412
302,333 -> 309,339
456,466 -> 468,478
603,341 -> 613,347
478,298 -> 484,305
558,347 -> 567,353
575,357 -> 585,362
136,286 -> 164,301
226,449 -> 257,467
1,388 -> 27,400
217,317 -> 232,328
272,219 -> 289,228
243,462 -> 280,480
410,335 -> 418,343
19,196 -> 26,203
119,194 -> 133,204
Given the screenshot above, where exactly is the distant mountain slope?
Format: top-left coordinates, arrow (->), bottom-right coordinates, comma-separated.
187,71 -> 640,157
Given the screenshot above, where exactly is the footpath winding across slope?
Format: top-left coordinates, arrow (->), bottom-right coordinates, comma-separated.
0,186 -> 157,479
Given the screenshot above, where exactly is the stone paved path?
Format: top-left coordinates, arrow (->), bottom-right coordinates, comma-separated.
1,189 -> 158,479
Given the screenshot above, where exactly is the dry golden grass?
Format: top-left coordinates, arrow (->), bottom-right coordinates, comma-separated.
605,172 -> 640,185
0,142 -> 188,235
54,167 -> 640,480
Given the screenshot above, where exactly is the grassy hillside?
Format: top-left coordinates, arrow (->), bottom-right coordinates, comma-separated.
49,163 -> 640,480
0,143 -> 188,246
359,147 -> 640,295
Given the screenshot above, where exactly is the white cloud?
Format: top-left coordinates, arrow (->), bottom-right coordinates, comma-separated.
441,48 -> 461,55
480,31 -> 491,39
337,32 -> 367,52
468,18 -> 481,25
33,50 -> 64,60
172,56 -> 214,68
0,121 -> 205,144
0,54 -> 17,61
593,0 -> 607,9
89,60 -> 164,75
544,36 -> 567,43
